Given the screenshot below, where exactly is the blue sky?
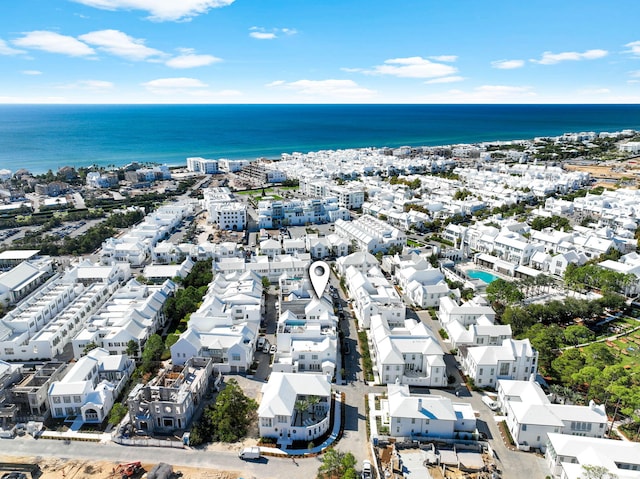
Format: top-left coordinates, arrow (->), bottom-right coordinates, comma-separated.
1,0 -> 639,104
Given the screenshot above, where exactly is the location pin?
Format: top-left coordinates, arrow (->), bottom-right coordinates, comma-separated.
309,261 -> 330,299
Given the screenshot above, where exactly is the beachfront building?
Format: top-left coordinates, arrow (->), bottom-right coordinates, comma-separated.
48,348 -> 134,424
334,215 -> 406,253
498,379 -> 607,451
460,338 -> 538,389
384,382 -> 476,439
187,157 -> 219,174
370,315 -> 446,387
257,372 -> 332,447
127,357 -> 214,435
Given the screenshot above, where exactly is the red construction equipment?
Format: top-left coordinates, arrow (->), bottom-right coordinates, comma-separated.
115,462 -> 143,479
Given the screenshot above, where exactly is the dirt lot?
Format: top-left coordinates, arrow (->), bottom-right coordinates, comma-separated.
0,456 -> 240,479
564,160 -> 640,188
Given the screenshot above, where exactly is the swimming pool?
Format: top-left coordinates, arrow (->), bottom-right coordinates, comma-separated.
467,269 -> 500,284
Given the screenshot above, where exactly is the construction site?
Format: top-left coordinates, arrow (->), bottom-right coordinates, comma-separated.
375,440 -> 501,479
0,459 -> 239,479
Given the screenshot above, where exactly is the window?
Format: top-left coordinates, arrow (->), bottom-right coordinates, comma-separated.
53,397 -> 61,404
522,425 -> 527,431
63,396 -> 71,403
73,396 -> 81,403
231,354 -> 241,362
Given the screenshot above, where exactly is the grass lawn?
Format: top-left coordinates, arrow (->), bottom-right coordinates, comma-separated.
407,239 -> 425,247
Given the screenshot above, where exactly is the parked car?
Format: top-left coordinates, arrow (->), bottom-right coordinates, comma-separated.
269,344 -> 277,354
238,446 -> 261,460
361,460 -> 372,479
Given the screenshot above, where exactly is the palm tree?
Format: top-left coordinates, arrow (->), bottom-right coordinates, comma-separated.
294,399 -> 308,426
307,395 -> 321,421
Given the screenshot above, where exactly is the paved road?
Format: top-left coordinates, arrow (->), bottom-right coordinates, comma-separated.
4,435 -> 321,479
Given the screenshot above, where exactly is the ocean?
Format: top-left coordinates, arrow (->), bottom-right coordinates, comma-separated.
0,104 -> 639,175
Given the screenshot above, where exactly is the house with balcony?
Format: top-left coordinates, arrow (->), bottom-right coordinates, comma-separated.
498,379 -> 607,451
460,338 -> 538,389
446,315 -> 512,349
370,315 -> 446,387
384,382 -> 476,439
258,372 -> 332,448
346,265 -> 405,330
48,348 -> 134,424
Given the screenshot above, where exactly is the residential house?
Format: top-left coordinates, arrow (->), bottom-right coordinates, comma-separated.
384,382 -> 476,439
460,338 -> 538,388
370,315 -> 446,387
257,372 -> 332,447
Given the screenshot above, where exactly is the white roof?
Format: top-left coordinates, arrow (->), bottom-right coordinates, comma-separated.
258,372 -> 331,418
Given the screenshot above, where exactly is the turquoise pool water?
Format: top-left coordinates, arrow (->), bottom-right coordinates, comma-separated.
467,269 -> 499,284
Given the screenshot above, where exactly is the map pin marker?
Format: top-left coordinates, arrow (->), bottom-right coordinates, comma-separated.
309,260 -> 330,299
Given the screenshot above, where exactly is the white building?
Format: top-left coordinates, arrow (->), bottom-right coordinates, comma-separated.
334,215 -> 406,253
370,315 -> 447,387
385,382 -> 476,439
202,187 -> 247,231
257,372 -> 332,447
48,348 -> 134,424
546,432 -> 640,479
461,338 -> 538,388
187,157 -> 219,174
498,379 -> 607,451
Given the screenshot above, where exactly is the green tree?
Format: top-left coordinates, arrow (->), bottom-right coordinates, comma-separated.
582,343 -> 616,370
141,334 -> 165,373
126,339 -> 139,358
526,323 -> 563,374
563,325 -> 595,346
486,279 -> 524,309
317,449 -> 357,479
108,403 -> 128,426
261,275 -> 271,290
581,464 -> 619,479
551,348 -> 585,384
190,379 -> 257,445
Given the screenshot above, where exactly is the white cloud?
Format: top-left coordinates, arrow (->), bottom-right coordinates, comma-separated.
429,55 -> 457,62
61,80 -> 115,90
0,38 -> 25,55
12,31 -> 95,57
250,32 -> 276,40
369,56 -> 457,78
166,51 -> 221,68
249,27 -> 297,40
79,30 -> 164,61
531,49 -> 608,65
70,0 -> 235,22
626,41 -> 640,57
491,59 -> 525,69
425,76 -> 464,84
267,79 -> 375,99
142,77 -> 208,94
22,70 -> 42,75
630,70 -> 640,78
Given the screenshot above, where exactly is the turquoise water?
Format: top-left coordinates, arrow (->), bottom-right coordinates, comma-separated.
467,270 -> 499,284
0,104 -> 639,174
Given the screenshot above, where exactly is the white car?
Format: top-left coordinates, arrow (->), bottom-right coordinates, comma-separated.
269,344 -> 277,354
361,460 -> 372,479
